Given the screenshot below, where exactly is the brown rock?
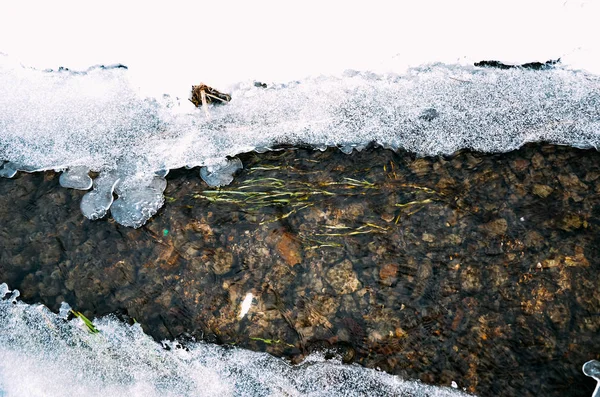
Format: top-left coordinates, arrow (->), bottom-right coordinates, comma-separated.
546,303 -> 570,329
557,173 -> 588,191
210,247 -> 234,275
379,263 -> 399,286
265,229 -> 303,266
532,184 -> 553,198
275,232 -> 302,266
510,158 -> 530,173
564,246 -> 590,267
558,214 -> 583,231
422,233 -> 435,243
480,218 -> 507,237
524,230 -> 545,249
436,177 -> 456,190
461,266 -> 482,292
326,260 -> 361,295
531,152 -> 545,169
409,159 -> 431,177
541,258 -> 561,269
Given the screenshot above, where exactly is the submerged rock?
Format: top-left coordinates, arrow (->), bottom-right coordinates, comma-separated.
326,260 -> 361,295
1,143 -> 600,397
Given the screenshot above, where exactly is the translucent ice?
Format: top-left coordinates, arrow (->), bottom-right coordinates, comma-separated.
0,286 -> 468,397
111,176 -> 167,228
59,166 -> 93,190
200,157 -> 243,187
80,172 -> 119,221
58,302 -> 72,320
339,143 -> 367,154
2,54 -> 600,227
0,162 -> 18,179
583,360 -> 600,397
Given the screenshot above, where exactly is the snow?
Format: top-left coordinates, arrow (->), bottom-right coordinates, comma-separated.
0,1 -> 598,98
1,56 -> 600,227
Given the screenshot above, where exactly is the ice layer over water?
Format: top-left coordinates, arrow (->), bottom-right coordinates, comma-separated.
1,54 -> 599,227
0,283 -> 466,397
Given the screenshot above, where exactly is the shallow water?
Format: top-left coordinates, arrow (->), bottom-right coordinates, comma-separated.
0,284 -> 466,397
1,143 -> 599,396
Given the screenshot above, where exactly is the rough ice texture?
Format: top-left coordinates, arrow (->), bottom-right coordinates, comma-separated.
0,283 -> 467,397
1,54 -> 600,227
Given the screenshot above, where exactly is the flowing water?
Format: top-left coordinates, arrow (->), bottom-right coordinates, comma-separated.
1,54 -> 600,397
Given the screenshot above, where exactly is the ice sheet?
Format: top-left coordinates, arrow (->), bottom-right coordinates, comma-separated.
1,55 -> 599,227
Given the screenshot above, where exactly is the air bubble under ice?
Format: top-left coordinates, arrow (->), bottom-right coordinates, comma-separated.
0,283 -> 466,397
1,54 -> 600,227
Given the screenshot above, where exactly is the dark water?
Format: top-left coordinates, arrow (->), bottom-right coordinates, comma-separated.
0,143 -> 599,396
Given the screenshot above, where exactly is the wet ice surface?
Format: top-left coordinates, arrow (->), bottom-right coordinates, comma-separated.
584,361 -> 600,397
0,162 -> 18,178
111,176 -> 167,228
0,284 -> 466,397
59,166 -> 93,190
200,157 -> 244,187
80,171 -> 119,220
1,54 -> 600,227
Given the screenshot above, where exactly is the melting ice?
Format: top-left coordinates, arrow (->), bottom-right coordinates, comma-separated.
1,54 -> 600,227
0,283 -> 466,397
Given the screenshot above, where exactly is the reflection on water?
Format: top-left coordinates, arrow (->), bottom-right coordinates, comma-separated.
0,143 -> 599,396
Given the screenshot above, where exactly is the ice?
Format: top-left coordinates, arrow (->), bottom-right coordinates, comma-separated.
0,162 -> 18,179
0,284 -> 19,304
80,172 -> 119,221
339,145 -> 354,155
59,166 -> 93,190
339,144 -> 367,154
583,360 -> 600,397
0,286 -> 468,397
111,176 -> 167,228
58,302 -> 72,320
200,157 -> 243,187
2,55 -> 600,227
